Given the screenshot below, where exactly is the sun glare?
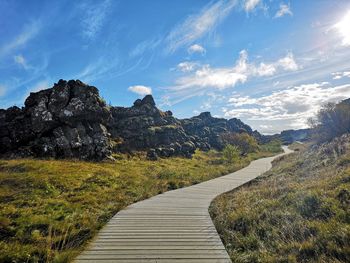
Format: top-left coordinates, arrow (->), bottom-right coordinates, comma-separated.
335,10 -> 350,46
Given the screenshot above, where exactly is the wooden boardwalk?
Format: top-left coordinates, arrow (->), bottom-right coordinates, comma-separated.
76,147 -> 292,262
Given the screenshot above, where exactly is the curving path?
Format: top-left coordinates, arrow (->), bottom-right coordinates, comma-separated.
76,147 -> 292,263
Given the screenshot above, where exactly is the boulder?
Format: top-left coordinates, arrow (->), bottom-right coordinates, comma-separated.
0,79 -> 112,160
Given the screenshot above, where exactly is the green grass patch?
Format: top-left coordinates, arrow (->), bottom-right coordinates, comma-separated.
259,139 -> 283,154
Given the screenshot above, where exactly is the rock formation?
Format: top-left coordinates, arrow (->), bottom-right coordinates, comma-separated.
0,80 -> 112,160
0,79 -> 262,160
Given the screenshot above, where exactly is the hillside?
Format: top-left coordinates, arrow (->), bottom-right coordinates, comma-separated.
210,136 -> 350,262
0,79 -> 262,160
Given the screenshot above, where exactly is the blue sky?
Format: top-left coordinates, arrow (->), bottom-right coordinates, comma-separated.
1,0 -> 350,134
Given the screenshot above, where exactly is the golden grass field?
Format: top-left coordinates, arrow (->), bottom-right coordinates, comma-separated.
0,143 -> 280,263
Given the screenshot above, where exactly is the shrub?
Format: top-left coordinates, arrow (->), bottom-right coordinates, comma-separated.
220,132 -> 259,154
222,144 -> 240,163
308,100 -> 350,142
297,194 -> 334,220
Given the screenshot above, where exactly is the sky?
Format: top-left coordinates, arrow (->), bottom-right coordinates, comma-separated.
1,0 -> 350,134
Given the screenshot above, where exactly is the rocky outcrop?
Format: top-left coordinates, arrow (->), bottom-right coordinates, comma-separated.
0,79 -> 262,160
0,80 -> 112,160
110,101 -> 259,158
181,112 -> 255,150
109,95 -> 197,158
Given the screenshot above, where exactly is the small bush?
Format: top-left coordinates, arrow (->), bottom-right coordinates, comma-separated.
297,194 -> 334,220
308,100 -> 350,142
220,132 -> 259,154
222,145 -> 240,163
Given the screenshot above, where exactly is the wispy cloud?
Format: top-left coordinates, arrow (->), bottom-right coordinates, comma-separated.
224,82 -> 350,133
76,54 -> 146,83
75,57 -> 117,82
129,38 -> 162,58
188,44 -> 206,55
165,0 -> 237,53
126,38 -> 160,71
243,0 -> 261,12
79,0 -> 112,40
0,20 -> 41,57
274,3 -> 293,18
128,85 -> 152,96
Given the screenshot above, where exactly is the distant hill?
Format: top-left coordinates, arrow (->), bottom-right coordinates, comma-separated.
0,79 -> 262,160
266,128 -> 312,144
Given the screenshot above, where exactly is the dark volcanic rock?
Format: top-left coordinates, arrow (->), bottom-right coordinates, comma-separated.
109,94 -> 194,157
181,112 -> 256,150
0,79 -> 112,160
0,79 -> 262,160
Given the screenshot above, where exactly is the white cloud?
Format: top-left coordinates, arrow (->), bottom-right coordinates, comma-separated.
256,62 -> 276,76
243,0 -> 261,12
172,64 -> 247,91
0,85 -> 7,97
277,51 -> 299,70
274,3 -> 293,18
165,0 -> 237,52
80,0 -> 111,40
224,82 -> 350,133
177,61 -> 199,72
188,44 -> 206,55
128,85 -> 152,96
0,21 -> 41,57
167,50 -> 299,96
14,54 -> 28,69
332,71 -> 350,80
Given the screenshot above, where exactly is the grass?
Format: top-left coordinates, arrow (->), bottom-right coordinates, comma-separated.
210,141 -> 350,263
0,146 -> 278,263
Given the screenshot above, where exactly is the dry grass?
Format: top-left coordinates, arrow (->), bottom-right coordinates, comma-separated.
0,147 -> 277,263
210,142 -> 350,263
